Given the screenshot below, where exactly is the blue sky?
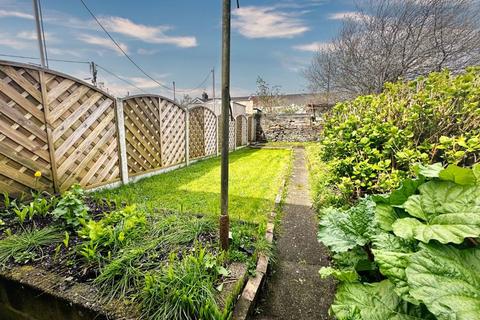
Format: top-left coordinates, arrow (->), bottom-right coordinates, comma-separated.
0,0 -> 357,98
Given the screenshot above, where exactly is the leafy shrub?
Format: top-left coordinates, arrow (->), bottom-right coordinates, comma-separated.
52,185 -> 90,228
321,68 -> 480,199
319,163 -> 480,320
78,205 -> 146,263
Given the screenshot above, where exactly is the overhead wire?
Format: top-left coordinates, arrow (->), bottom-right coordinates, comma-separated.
2,0 -> 217,97
78,0 -> 215,96
94,63 -> 148,94
78,0 -> 174,92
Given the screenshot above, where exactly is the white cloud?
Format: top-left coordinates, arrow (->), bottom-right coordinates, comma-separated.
48,47 -> 83,58
293,41 -> 332,52
0,33 -> 31,50
0,10 -> 33,20
233,6 -> 309,39
78,34 -> 128,55
328,11 -> 365,21
137,48 -> 159,55
17,30 -> 58,43
99,16 -> 197,48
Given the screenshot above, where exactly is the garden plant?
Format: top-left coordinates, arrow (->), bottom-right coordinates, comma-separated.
0,148 -> 291,320
308,68 -> 480,320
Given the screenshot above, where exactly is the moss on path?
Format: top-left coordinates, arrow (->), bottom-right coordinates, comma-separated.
252,148 -> 335,320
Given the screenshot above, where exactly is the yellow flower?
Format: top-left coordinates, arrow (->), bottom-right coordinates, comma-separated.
34,171 -> 42,178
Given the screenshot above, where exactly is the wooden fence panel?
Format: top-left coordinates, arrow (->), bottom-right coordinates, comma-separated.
46,71 -> 119,191
204,108 -> 216,156
229,119 -> 236,150
0,64 -> 54,195
160,98 -> 186,166
241,115 -> 248,146
236,115 -> 243,147
123,96 -> 162,175
248,116 -> 254,143
189,107 -> 205,159
217,116 -> 236,151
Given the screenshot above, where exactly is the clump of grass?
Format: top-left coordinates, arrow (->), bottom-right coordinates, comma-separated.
0,227 -> 62,265
95,212 -> 218,302
140,247 -> 223,320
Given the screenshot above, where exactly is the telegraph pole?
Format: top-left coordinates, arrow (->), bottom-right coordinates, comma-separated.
220,0 -> 231,251
90,62 -> 98,86
32,0 -> 47,68
212,68 -> 216,109
173,81 -> 176,102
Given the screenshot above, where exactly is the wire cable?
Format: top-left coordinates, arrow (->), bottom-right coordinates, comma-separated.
78,0 -> 174,91
175,70 -> 211,93
0,53 -> 90,64
95,63 -> 148,94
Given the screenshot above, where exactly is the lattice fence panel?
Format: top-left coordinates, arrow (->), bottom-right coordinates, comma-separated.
0,65 -> 53,195
123,96 -> 162,174
189,107 -> 205,159
160,98 -> 185,166
229,119 -> 236,150
217,116 -> 236,151
236,116 -> 243,147
204,108 -> 216,156
241,116 -> 248,146
248,116 -> 254,143
47,72 -> 119,191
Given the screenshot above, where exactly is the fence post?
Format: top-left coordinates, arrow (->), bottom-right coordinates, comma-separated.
39,70 -> 60,193
185,109 -> 190,166
115,98 -> 129,184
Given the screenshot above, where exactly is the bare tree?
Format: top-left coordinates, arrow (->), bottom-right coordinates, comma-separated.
255,76 -> 283,113
305,0 -> 480,96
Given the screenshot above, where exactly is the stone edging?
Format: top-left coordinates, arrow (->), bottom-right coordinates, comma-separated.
232,176 -> 287,319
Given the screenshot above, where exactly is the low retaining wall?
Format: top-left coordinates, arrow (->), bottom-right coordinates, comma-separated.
255,113 -> 322,142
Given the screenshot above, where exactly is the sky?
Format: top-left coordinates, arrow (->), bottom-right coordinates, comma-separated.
0,0 -> 358,99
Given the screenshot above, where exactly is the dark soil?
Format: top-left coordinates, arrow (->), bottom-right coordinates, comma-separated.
252,147 -> 336,320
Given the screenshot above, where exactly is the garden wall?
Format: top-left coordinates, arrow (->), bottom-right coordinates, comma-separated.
0,60 -> 253,196
255,113 -> 322,142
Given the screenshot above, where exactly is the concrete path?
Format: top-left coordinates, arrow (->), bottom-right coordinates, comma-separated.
252,148 -> 335,320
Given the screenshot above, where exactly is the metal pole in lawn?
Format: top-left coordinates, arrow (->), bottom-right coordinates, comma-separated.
220,0 -> 231,251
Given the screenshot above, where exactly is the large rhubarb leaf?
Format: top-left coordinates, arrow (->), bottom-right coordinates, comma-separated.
318,199 -> 377,252
392,181 -> 480,243
439,165 -> 477,185
406,244 -> 480,320
331,280 -> 435,320
372,233 -> 418,304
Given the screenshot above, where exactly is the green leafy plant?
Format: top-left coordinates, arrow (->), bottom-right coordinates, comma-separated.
78,205 -> 146,264
13,206 -> 29,224
52,184 -> 90,229
321,163 -> 480,320
320,68 -> 480,200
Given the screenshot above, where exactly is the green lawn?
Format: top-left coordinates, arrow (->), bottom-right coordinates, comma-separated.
95,148 -> 292,224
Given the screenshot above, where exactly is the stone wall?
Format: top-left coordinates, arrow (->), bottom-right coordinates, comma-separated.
255,113 -> 322,142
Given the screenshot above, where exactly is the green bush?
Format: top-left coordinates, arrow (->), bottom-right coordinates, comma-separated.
319,164 -> 480,320
321,68 -> 480,199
